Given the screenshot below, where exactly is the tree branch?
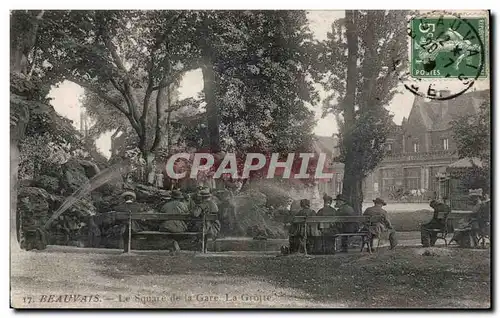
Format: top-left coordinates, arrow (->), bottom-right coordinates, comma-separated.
65,75 -> 126,112
150,80 -> 168,152
101,31 -> 128,76
140,66 -> 157,138
108,77 -> 142,134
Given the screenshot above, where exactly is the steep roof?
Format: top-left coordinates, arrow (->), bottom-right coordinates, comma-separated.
407,89 -> 490,132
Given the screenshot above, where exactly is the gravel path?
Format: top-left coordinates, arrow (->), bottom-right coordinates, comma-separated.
11,238 -> 490,309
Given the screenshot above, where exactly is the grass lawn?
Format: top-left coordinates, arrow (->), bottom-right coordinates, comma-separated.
11,244 -> 490,309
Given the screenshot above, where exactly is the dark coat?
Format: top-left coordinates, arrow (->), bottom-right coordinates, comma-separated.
363,205 -> 392,228
432,202 -> 451,220
288,208 -> 321,237
422,202 -> 451,230
159,199 -> 190,232
317,205 -> 337,231
317,206 -> 336,216
114,202 -> 147,232
336,203 -> 356,216
335,202 -> 357,233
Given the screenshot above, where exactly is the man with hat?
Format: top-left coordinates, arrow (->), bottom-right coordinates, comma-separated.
299,199 -> 321,254
317,194 -> 336,254
333,194 -> 356,252
286,199 -> 318,254
159,189 -> 190,233
159,189 -> 190,252
116,191 -> 146,253
363,198 -> 397,250
317,194 -> 336,216
192,188 -> 221,252
420,199 -> 451,247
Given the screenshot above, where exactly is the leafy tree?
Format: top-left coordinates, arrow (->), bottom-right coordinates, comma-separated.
215,11 -> 318,154
82,10 -> 319,186
10,10 -> 51,245
81,81 -> 200,158
11,10 -> 92,247
35,10 -> 200,178
451,101 -> 491,194
316,10 -> 409,214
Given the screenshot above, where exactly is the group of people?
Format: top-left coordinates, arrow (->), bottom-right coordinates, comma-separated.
450,194 -> 491,248
117,187 -> 220,252
284,194 -> 398,255
420,194 -> 491,248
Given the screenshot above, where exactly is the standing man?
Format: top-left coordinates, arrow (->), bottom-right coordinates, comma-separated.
116,191 -> 145,253
286,199 -> 319,254
333,194 -> 356,252
420,200 -> 450,247
363,198 -> 397,250
297,199 -> 321,254
193,188 -> 221,252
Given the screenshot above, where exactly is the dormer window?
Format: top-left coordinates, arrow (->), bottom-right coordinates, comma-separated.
386,143 -> 393,151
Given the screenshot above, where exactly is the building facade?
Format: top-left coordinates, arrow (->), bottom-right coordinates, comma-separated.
317,89 -> 489,202
363,89 -> 489,201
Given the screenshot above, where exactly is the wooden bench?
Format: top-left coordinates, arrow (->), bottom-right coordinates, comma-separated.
421,211 -> 474,247
101,212 -> 218,253
291,215 -> 373,255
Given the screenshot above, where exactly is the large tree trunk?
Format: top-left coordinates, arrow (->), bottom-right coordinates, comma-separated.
342,159 -> 364,215
201,58 -> 221,153
340,10 -> 363,214
10,10 -> 45,250
343,10 -> 358,124
11,139 -> 20,245
140,150 -> 156,185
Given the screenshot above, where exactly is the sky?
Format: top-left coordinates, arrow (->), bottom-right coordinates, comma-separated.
48,10 -> 489,158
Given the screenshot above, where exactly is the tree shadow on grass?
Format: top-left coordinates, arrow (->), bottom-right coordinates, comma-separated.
92,247 -> 490,307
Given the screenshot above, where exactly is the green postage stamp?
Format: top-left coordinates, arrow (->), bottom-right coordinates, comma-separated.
409,14 -> 488,79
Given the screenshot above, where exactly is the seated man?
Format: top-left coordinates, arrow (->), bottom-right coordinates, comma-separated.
317,194 -> 336,254
333,194 -> 356,253
362,198 -> 397,250
420,200 -> 450,247
158,190 -> 189,252
476,194 -> 491,241
159,190 -> 189,232
452,194 -> 491,248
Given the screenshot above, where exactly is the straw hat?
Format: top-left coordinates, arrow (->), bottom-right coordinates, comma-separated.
121,191 -> 136,200
198,188 -> 211,198
171,190 -> 184,200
